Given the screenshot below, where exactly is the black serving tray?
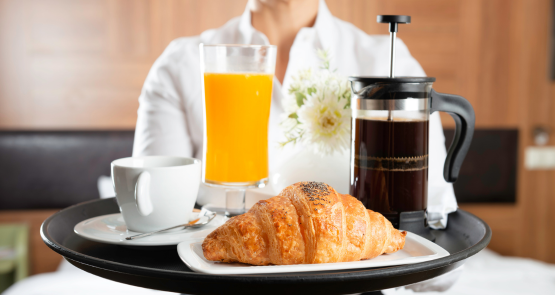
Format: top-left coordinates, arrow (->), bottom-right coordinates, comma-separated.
41,198 -> 491,295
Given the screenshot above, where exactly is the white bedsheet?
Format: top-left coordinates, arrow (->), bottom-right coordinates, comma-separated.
384,248 -> 555,295
3,259 -> 177,295
4,249 -> 555,295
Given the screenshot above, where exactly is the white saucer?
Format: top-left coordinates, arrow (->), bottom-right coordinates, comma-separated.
74,212 -> 225,246
177,232 -> 450,274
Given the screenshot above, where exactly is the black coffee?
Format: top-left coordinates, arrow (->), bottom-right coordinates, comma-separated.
350,118 -> 429,222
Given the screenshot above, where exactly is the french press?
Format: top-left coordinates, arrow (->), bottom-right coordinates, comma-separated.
349,15 -> 475,240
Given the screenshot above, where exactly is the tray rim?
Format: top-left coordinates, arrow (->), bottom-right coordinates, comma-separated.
41,197 -> 492,284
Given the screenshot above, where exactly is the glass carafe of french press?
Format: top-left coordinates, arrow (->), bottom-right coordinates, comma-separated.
349,15 -> 475,240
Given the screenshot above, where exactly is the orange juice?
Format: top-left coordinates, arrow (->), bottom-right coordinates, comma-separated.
203,72 -> 273,184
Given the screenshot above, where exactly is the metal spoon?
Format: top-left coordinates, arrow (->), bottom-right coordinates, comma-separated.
125,212 -> 217,241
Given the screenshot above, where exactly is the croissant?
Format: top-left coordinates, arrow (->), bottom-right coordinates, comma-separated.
202,182 -> 406,265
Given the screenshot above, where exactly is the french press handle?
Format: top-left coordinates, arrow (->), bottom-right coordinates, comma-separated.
430,89 -> 476,183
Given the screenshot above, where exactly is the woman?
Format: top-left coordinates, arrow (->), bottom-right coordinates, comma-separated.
132,0 -> 456,230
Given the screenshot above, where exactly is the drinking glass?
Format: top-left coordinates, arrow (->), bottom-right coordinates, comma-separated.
200,44 -> 277,216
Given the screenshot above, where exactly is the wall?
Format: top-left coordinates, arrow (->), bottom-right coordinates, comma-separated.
0,0 -> 554,263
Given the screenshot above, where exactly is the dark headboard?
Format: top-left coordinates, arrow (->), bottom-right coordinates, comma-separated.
0,129 -> 517,210
0,131 -> 134,210
444,129 -> 518,203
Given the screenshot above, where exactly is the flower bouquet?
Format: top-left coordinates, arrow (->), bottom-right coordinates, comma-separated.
271,50 -> 351,194
280,50 -> 351,155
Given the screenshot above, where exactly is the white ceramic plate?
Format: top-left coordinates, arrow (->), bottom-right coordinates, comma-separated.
74,212 -> 225,246
177,232 -> 449,274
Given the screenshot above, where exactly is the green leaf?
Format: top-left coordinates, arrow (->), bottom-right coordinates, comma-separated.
307,87 -> 316,95
295,92 -> 305,107
288,113 -> 298,119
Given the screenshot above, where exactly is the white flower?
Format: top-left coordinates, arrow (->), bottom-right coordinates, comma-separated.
297,68 -> 314,80
283,68 -> 314,114
297,88 -> 351,155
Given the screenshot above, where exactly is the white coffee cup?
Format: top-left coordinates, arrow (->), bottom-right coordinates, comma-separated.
111,156 -> 201,233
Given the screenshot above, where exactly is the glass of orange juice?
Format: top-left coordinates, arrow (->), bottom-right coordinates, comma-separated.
200,44 -> 277,216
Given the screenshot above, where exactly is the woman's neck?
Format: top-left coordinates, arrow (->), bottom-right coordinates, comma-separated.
250,0 -> 319,84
